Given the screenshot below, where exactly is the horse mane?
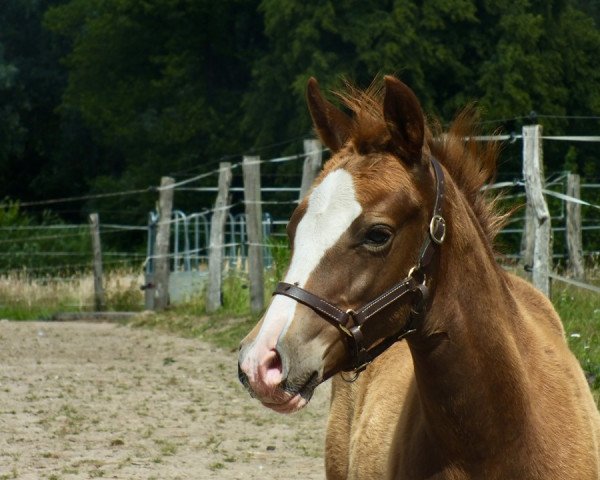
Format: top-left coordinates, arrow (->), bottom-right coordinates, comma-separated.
334,80 -> 507,243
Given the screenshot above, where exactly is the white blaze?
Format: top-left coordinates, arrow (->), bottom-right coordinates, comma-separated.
286,169 -> 362,285
254,168 -> 362,349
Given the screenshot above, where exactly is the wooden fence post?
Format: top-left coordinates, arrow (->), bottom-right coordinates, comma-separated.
299,139 -> 323,201
154,176 -> 175,311
144,214 -> 157,310
520,204 -> 535,271
243,156 -> 264,313
88,213 -> 105,311
207,162 -> 233,312
522,125 -> 551,296
566,173 -> 585,280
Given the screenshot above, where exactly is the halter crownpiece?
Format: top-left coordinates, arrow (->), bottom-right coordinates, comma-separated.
274,156 -> 446,378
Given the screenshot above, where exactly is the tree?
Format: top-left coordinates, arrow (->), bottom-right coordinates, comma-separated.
0,42 -> 24,175
242,0 -> 600,173
2,0 -> 598,231
0,0 -> 106,215
44,0 -> 265,191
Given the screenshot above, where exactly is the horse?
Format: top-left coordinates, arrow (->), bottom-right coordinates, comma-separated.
237,75 -> 600,479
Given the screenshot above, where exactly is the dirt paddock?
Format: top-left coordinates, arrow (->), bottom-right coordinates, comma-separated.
0,320 -> 329,479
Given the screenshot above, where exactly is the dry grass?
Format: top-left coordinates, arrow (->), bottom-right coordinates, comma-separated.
0,268 -> 144,319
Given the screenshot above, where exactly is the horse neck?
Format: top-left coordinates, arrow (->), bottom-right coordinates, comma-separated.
407,177 -> 530,458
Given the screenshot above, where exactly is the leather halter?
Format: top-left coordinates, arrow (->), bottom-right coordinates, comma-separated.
273,157 -> 446,379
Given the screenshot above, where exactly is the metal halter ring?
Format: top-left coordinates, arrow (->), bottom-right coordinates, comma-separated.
429,215 -> 447,245
408,266 -> 427,285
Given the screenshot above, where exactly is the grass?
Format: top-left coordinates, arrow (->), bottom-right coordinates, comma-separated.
0,268 -> 144,319
128,269 -> 261,351
554,282 -> 600,391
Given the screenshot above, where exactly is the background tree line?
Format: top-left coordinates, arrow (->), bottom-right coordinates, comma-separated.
0,0 -> 599,254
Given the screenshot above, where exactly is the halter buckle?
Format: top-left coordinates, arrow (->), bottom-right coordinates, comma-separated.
338,309 -> 357,339
338,323 -> 353,339
429,214 -> 446,244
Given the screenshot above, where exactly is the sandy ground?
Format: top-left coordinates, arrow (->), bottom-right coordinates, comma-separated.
0,320 -> 329,479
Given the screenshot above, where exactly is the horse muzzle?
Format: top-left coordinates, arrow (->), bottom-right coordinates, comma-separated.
238,342 -> 322,414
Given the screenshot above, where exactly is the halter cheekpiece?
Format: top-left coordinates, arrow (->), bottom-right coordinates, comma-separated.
273,156 -> 446,379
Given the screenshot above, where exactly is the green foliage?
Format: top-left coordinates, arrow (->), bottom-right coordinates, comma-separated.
221,272 -> 252,316
44,0 -> 264,190
0,0 -> 599,257
0,298 -> 69,321
0,42 -> 24,168
0,199 -> 90,274
554,282 -> 600,392
268,238 -> 292,284
0,0 -> 104,210
104,273 -> 144,311
247,0 -> 600,145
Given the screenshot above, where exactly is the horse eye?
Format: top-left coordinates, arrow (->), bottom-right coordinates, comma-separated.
364,226 -> 392,246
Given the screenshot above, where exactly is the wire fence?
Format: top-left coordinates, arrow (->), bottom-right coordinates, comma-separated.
1,135 -> 599,289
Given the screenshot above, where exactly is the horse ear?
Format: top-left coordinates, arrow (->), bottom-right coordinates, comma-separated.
383,75 -> 425,163
307,77 -> 352,153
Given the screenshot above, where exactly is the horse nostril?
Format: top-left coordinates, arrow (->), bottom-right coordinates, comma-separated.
238,348 -> 285,398
260,349 -> 284,387
268,349 -> 282,371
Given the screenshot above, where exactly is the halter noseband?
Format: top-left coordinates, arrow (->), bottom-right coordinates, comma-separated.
273,157 -> 446,379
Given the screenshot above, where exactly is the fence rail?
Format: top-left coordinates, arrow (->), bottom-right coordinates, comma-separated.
3,130 -> 600,310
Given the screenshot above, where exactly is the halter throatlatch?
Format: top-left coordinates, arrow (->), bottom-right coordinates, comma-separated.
273,156 -> 446,379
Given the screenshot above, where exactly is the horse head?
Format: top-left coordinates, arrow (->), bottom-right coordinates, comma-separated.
238,76 -> 441,413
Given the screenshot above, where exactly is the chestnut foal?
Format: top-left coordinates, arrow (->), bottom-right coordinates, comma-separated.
238,76 -> 600,479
